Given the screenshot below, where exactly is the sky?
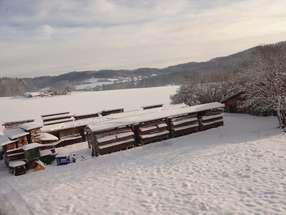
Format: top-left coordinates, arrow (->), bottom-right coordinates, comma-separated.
0,0 -> 286,78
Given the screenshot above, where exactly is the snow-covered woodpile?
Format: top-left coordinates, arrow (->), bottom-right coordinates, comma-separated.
45,125 -> 86,147
0,102 -> 224,175
169,113 -> 199,137
86,126 -> 135,156
20,122 -> 42,143
2,119 -> 35,129
136,119 -> 170,145
41,112 -> 74,126
200,108 -> 224,130
85,102 -> 225,157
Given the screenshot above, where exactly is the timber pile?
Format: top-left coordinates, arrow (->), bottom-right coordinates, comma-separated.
20,122 -> 42,143
85,102 -> 225,156
200,108 -> 224,130
41,112 -> 74,126
169,113 -> 199,137
2,119 -> 35,129
86,126 -> 135,156
136,119 -> 170,145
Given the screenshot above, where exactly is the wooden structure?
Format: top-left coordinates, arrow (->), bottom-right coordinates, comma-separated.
42,124 -> 87,147
23,143 -> 41,162
4,128 -> 29,149
20,122 -> 42,143
200,108 -> 224,130
222,91 -> 245,113
41,112 -> 74,126
9,160 -> 26,176
2,119 -> 34,129
169,112 -> 199,137
86,102 -> 225,157
0,135 -> 18,154
135,119 -> 170,145
86,125 -> 135,156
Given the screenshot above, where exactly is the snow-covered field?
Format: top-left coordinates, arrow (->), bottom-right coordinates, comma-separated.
0,87 -> 286,215
0,86 -> 178,124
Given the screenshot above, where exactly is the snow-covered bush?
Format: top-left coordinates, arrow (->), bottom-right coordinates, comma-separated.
171,82 -> 230,105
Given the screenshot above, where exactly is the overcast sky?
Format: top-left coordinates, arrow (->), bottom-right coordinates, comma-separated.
0,0 -> 286,77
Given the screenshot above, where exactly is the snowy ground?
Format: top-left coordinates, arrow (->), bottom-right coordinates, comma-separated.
0,86 -> 178,124
0,113 -> 285,215
0,86 -> 286,215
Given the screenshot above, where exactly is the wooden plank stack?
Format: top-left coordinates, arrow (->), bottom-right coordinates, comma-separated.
2,119 -> 35,129
20,123 -> 42,143
86,102 -> 225,157
48,125 -> 86,147
200,108 -> 224,130
41,112 -> 74,126
87,126 -> 135,156
169,113 -> 199,137
135,119 -> 170,145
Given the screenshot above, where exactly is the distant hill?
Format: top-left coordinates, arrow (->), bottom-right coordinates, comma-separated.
1,41 -> 285,96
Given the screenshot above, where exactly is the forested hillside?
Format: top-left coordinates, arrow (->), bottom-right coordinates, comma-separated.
1,41 -> 285,97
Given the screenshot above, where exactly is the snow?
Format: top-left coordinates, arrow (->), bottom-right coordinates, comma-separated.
23,143 -> 41,151
4,128 -> 29,140
20,122 -> 42,131
0,114 -> 285,214
0,86 -> 178,124
8,160 -> 26,168
39,133 -> 59,142
44,102 -> 222,134
0,135 -> 14,146
0,87 -> 285,215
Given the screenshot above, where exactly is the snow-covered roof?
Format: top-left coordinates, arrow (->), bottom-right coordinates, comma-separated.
20,122 -> 42,131
4,128 -> 29,140
0,135 -> 15,146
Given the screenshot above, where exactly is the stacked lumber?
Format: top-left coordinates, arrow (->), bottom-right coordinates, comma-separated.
5,147 -> 25,163
41,112 -> 74,126
20,122 -> 42,143
9,160 -> 26,176
2,119 -> 34,129
87,126 -> 135,156
200,108 -> 224,130
136,119 -> 170,145
169,113 -> 199,137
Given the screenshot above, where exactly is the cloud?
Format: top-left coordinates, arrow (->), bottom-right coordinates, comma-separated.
0,0 -> 286,77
